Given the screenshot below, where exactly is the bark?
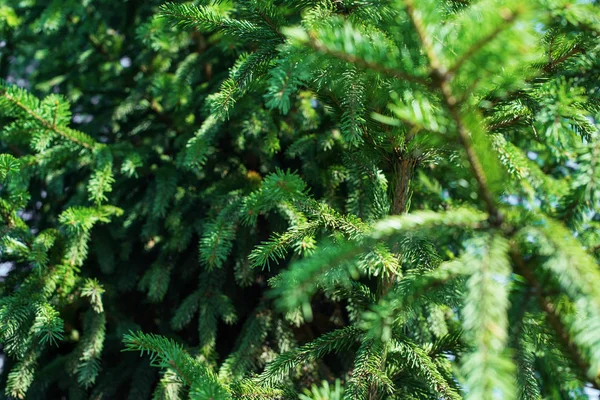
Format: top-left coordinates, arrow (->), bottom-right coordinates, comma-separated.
391,156 -> 417,215
369,152 -> 417,399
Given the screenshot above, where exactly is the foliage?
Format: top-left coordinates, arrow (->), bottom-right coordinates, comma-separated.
1,0 -> 600,398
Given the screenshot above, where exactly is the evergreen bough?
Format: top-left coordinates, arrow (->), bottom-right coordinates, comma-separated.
1,0 -> 600,398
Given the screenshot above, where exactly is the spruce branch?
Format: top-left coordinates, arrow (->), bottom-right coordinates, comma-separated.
3,1 -> 599,397
123,331 -> 231,397
440,82 -> 502,225
258,326 -> 361,386
345,339 -> 394,399
543,45 -> 584,72
403,0 -> 503,225
253,7 -> 286,41
0,84 -> 96,150
509,245 -> 600,390
391,340 -> 462,400
403,0 -> 443,73
447,9 -> 519,77
304,31 -> 431,87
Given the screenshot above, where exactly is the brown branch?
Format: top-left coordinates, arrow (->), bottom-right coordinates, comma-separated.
391,156 -> 417,215
487,114 -> 525,132
447,10 -> 518,77
484,44 -> 585,110
404,0 -> 443,72
402,0 -> 600,390
440,81 -> 502,225
404,0 -> 501,225
305,33 -> 431,87
167,359 -> 193,386
543,46 -> 584,73
509,245 -> 600,390
254,8 -> 286,41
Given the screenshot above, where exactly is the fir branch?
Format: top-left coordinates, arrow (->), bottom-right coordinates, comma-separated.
159,3 -> 260,38
461,234 -> 516,399
543,45 -> 584,72
5,349 -> 38,398
403,0 -> 443,72
403,0 -> 503,225
391,340 -> 462,400
441,83 -> 502,224
303,31 -> 431,87
252,5 -> 286,41
0,83 -> 96,150
123,331 -> 231,397
447,9 -> 519,76
258,326 -> 361,386
344,339 -> 394,399
509,245 -> 600,390
3,1 -> 600,397
218,305 -> 272,380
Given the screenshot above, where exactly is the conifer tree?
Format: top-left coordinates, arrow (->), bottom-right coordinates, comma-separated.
1,0 -> 600,399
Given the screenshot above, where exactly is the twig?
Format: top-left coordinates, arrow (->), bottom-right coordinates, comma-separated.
305,33 -> 431,87
0,88 -> 96,150
404,0 -> 502,225
510,245 -> 600,390
447,10 -> 518,77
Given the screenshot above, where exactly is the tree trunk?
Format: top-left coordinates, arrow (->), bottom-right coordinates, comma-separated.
368,153 -> 417,399
391,156 -> 417,215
